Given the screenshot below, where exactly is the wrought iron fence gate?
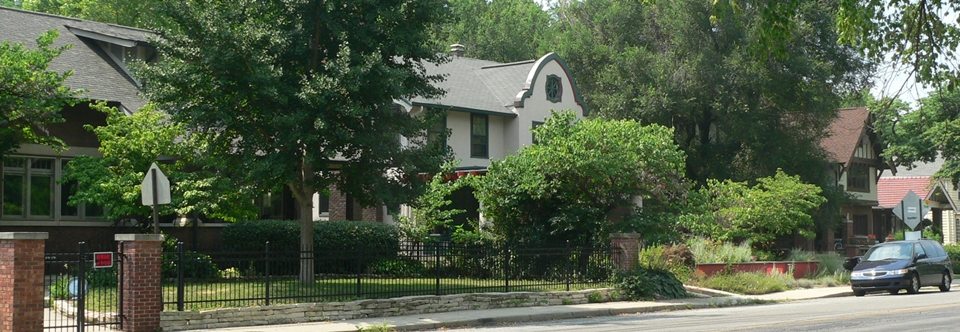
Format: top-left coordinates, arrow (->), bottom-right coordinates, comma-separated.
44,242 -> 122,331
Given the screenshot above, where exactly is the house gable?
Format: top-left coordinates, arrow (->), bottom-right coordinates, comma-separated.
513,52 -> 588,117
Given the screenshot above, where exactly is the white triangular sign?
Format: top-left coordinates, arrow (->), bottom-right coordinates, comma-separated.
141,163 -> 171,206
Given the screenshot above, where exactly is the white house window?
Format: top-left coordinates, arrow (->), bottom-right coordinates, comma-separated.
2,157 -> 102,220
545,75 -> 562,103
471,114 -> 488,158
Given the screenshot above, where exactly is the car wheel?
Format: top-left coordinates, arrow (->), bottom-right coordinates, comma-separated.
939,272 -> 951,292
854,289 -> 866,297
907,273 -> 921,294
888,289 -> 899,295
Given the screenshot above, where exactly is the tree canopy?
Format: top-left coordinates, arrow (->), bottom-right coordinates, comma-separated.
476,111 -> 687,246
0,29 -> 81,158
20,0 -> 164,29
435,0 -> 553,63
138,0 -> 453,282
547,0 -> 873,187
63,102 -> 258,224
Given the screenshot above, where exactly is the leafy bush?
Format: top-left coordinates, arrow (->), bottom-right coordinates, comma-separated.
223,219 -> 401,274
367,258 -> 426,277
161,234 -> 220,280
686,237 -> 753,263
944,245 -> 960,273
613,267 -> 687,300
87,266 -> 118,287
49,275 -> 70,300
638,244 -> 695,281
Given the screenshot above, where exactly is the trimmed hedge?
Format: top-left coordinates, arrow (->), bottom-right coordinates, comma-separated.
222,219 -> 401,275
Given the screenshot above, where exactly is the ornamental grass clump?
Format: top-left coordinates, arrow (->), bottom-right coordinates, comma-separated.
686,237 -> 753,264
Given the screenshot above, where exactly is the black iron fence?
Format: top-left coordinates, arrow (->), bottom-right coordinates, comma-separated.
44,242 -> 123,331
163,241 -> 620,311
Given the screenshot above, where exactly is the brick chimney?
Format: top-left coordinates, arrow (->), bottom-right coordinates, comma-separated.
450,44 -> 465,57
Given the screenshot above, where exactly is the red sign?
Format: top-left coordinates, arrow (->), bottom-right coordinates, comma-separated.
93,252 -> 114,269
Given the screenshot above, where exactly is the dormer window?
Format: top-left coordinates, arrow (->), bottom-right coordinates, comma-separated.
545,75 -> 562,103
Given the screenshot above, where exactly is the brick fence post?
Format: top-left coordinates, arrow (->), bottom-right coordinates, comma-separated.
609,233 -> 641,271
0,232 -> 48,332
116,234 -> 164,332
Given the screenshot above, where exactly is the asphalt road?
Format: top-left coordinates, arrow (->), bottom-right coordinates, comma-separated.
430,286 -> 960,332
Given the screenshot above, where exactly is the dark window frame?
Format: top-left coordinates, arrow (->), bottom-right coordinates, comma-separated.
428,114 -> 447,146
545,75 -> 562,103
471,114 -> 489,158
847,163 -> 870,192
532,121 -> 544,144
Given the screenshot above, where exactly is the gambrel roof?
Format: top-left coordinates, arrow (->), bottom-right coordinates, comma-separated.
412,53 -> 587,117
0,6 -> 151,113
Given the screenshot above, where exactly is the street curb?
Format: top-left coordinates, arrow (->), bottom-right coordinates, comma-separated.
313,288 -> 855,332
382,303 -> 717,331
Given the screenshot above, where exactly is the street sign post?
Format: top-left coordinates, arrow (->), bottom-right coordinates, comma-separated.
891,190 -> 930,236
141,163 -> 171,234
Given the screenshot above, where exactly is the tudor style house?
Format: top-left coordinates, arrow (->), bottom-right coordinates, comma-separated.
0,7 -> 163,248
820,107 -> 892,255
322,46 -> 589,225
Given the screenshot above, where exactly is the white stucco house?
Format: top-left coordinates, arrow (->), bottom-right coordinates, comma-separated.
322,47 -> 589,226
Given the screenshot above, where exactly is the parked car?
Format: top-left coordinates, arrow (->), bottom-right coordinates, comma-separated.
849,239 -> 952,296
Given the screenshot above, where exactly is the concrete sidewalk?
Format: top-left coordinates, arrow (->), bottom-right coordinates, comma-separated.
184,286 -> 852,332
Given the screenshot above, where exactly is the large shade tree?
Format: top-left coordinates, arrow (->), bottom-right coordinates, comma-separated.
547,0 -> 873,187
139,0 -> 452,283
0,30 -> 81,158
435,0 -> 553,63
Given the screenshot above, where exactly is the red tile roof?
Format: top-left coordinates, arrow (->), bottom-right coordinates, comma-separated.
877,176 -> 934,208
821,107 -> 870,164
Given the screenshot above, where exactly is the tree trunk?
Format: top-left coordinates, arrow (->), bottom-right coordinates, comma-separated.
299,198 -> 315,284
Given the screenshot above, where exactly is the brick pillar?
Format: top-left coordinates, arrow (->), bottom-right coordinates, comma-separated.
610,233 -> 641,271
116,234 -> 164,332
0,232 -> 47,332
328,186 -> 348,220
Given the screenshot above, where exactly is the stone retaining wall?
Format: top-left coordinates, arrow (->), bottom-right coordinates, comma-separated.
161,289 -> 616,331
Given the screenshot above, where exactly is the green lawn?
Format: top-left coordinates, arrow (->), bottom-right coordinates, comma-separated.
64,277 -> 609,312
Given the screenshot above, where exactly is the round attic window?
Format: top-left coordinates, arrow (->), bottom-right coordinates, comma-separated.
545,75 -> 562,103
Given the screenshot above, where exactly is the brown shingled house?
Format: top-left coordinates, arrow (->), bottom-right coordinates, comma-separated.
820,107 -> 891,256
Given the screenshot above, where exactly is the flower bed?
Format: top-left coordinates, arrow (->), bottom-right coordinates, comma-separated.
696,261 -> 819,279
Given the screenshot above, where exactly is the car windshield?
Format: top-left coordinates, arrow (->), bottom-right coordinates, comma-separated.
863,243 -> 912,261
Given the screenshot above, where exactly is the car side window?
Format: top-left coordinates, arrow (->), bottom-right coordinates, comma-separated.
932,242 -> 947,258
915,243 -> 927,258
920,241 -> 937,257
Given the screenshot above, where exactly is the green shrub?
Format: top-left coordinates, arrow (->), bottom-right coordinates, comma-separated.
161,234 -> 220,279
944,244 -> 960,273
588,291 -> 605,303
222,219 -> 401,275
49,275 -> 70,300
638,244 -> 695,282
686,237 -> 753,263
87,266 -> 118,287
367,257 -> 426,277
613,267 -> 687,300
